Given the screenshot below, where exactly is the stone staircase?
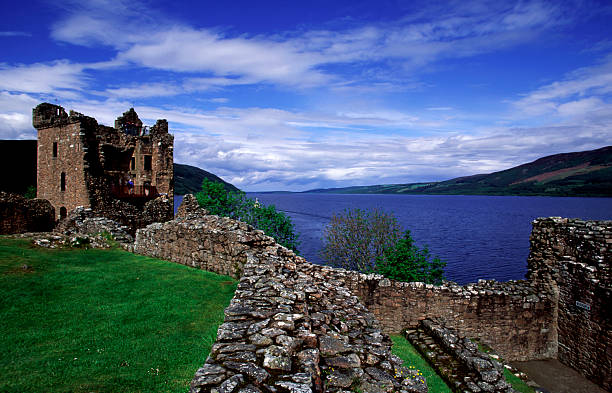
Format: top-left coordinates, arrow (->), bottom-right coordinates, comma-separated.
406,319 -> 517,393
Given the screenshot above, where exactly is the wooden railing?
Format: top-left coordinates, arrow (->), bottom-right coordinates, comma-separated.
111,184 -> 158,198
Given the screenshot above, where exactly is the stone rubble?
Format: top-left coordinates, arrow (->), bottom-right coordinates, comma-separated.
55,206 -> 134,244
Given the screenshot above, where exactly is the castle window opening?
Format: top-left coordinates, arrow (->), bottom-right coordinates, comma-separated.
60,172 -> 66,191
53,142 -> 58,157
59,206 -> 67,219
130,156 -> 136,171
144,155 -> 152,171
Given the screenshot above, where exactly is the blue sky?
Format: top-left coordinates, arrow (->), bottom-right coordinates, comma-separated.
1,0 -> 612,191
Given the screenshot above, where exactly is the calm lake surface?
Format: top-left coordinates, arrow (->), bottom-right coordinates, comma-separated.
175,194 -> 612,284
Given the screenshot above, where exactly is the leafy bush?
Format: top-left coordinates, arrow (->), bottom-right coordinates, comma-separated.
23,185 -> 36,199
320,208 -> 402,272
196,178 -> 299,252
195,178 -> 244,219
376,230 -> 445,284
321,207 -> 445,284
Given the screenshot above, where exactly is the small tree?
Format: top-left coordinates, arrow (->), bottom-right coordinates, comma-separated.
320,208 -> 401,272
195,178 -> 245,219
195,178 -> 299,252
321,207 -> 445,284
375,230 -> 446,285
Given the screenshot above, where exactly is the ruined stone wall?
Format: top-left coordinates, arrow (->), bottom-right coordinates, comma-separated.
133,203 -> 610,390
134,207 -> 428,392
340,275 -> 555,362
527,217 -> 611,390
0,192 -> 55,234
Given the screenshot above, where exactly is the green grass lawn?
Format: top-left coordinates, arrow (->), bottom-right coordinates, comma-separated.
0,237 -> 237,393
391,335 -> 452,393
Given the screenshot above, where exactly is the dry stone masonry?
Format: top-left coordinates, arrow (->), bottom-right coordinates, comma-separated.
133,197 -> 610,392
407,319 -> 515,393
527,217 -> 611,391
135,198 -> 428,392
341,275 -> 555,362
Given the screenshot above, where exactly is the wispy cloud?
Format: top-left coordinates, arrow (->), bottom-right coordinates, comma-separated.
512,54 -> 612,118
47,0 -> 566,89
0,31 -> 31,37
0,60 -> 87,95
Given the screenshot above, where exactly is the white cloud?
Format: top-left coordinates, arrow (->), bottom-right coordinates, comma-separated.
512,54 -> 612,118
209,97 -> 229,103
0,92 -> 39,139
101,83 -> 182,98
46,0 -> 566,89
117,29 -> 329,87
0,61 -> 87,94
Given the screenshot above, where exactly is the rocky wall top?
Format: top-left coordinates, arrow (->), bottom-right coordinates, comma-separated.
527,217 -> 611,288
190,249 -> 428,393
135,196 -> 429,392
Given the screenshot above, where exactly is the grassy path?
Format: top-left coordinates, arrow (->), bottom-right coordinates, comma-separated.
0,238 -> 237,393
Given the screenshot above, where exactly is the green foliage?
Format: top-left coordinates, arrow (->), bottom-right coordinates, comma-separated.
196,178 -> 300,252
321,208 -> 444,284
195,178 -> 245,219
391,335 -> 452,393
23,185 -> 36,199
376,230 -> 446,285
320,208 -> 401,272
0,237 -> 236,393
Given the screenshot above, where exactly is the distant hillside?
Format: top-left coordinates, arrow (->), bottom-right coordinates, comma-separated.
0,140 -> 37,195
306,146 -> 612,197
174,163 -> 240,195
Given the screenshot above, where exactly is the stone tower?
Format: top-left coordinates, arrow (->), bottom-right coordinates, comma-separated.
33,103 -> 173,227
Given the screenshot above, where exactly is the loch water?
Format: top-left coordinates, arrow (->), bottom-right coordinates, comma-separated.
175,194 -> 612,284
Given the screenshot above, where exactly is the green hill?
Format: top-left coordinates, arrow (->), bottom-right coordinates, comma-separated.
306,146 -> 612,197
174,163 -> 240,195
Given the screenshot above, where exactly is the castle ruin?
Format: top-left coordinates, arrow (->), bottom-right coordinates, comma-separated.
33,103 -> 174,231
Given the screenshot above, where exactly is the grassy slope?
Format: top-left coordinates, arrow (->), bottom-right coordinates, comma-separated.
391,335 -> 452,393
306,146 -> 612,197
174,163 -> 240,195
0,238 -> 237,393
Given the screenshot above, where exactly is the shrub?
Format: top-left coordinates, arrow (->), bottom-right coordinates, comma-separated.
375,230 -> 446,285
320,208 -> 402,272
195,178 -> 299,252
321,207 -> 445,284
195,178 -> 244,219
24,185 -> 36,199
